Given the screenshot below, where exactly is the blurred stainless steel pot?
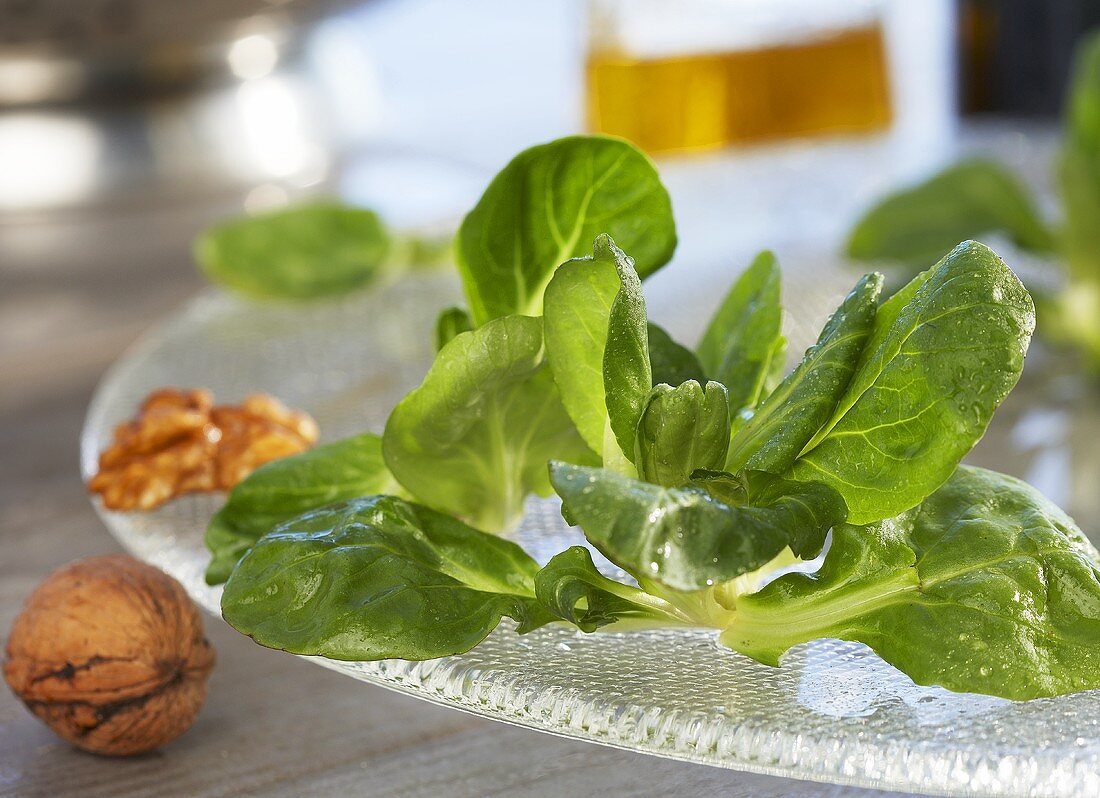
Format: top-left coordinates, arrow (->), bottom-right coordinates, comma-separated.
0,0 -> 356,214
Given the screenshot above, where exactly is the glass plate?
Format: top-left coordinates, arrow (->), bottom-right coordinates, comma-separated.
81,268 -> 1100,798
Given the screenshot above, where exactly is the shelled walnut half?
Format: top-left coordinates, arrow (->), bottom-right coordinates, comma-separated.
88,388 -> 318,511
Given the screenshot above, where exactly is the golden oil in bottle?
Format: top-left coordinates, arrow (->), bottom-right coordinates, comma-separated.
587,24 -> 893,154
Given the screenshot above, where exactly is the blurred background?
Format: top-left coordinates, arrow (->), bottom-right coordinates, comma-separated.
1,0 -> 1090,222
1,0 -> 1094,235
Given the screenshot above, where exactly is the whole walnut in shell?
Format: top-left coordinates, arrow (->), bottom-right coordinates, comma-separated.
4,554 -> 215,756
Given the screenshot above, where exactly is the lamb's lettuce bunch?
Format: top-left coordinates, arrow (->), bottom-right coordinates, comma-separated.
209,135 -> 1100,701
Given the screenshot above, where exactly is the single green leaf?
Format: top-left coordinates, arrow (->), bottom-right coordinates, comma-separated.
1057,142 -> 1100,282
846,159 -> 1055,267
688,470 -> 847,560
1033,259 -> 1100,369
543,239 -> 622,459
550,462 -> 846,591
636,381 -> 730,487
762,335 -> 789,399
383,314 -> 592,532
1061,146 -> 1100,265
696,251 -> 785,414
434,306 -> 473,352
722,466 -> 1100,701
602,236 -> 653,463
543,235 -> 652,466
204,433 -> 400,585
1051,33 -> 1100,366
793,241 -> 1034,524
647,322 -> 707,385
387,230 -> 455,272
221,496 -> 553,661
534,546 -> 685,632
455,135 -> 676,324
195,202 -> 391,299
1064,29 -> 1100,164
725,272 -> 883,474
1061,32 -> 1100,288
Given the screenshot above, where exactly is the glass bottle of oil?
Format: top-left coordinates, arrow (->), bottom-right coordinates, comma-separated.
586,0 -> 894,155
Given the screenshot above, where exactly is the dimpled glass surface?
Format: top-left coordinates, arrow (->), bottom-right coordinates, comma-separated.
81,269 -> 1100,798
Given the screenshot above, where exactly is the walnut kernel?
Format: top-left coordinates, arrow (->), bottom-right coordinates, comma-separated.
88,388 -> 318,510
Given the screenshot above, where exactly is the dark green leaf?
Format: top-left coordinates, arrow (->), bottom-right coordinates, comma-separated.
689,470 -> 846,560
204,433 -> 399,585
434,306 -> 473,352
550,462 -> 846,591
455,136 -> 676,324
792,241 -> 1034,524
636,380 -> 730,487
534,546 -> 683,632
383,314 -> 592,532
195,202 -> 391,299
723,466 -> 1100,700
221,496 -> 553,661
846,159 -> 1055,267
725,272 -> 883,474
647,322 -> 707,385
696,252 -> 785,414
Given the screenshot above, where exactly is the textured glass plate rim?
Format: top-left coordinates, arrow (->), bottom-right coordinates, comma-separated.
79,290 -> 1100,798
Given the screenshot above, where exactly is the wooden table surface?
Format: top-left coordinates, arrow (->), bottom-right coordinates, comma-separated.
0,202 -> 916,798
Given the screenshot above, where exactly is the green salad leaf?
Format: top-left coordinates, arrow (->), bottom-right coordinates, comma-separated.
601,238 -> 654,464
687,470 -> 846,561
383,314 -> 591,532
204,433 -> 400,585
696,251 -> 786,415
1056,146 -> 1100,342
544,236 -> 631,462
195,203 -> 392,300
434,306 -> 473,351
722,466 -> 1100,700
543,234 -> 653,469
455,136 -> 676,324
534,546 -> 686,632
550,462 -> 846,591
647,323 -> 707,385
846,159 -> 1055,267
636,380 -> 730,487
1062,30 -> 1100,281
791,241 -> 1034,524
1052,32 -> 1100,367
725,272 -> 882,474
222,496 -> 553,661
